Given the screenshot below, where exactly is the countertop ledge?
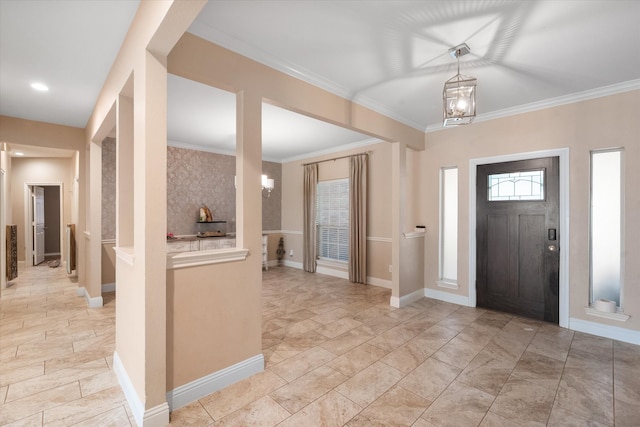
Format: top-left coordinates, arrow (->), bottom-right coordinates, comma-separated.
166,248 -> 249,270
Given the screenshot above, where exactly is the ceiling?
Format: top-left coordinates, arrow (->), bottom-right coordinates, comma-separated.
2,1 -> 640,161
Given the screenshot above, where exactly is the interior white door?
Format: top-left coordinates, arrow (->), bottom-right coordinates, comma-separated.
33,186 -> 45,265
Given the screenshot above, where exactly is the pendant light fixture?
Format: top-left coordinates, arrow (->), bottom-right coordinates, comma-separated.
443,43 -> 476,127
261,174 -> 275,198
233,174 -> 275,198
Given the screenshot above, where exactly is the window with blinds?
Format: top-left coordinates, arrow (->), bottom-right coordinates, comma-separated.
316,178 -> 349,262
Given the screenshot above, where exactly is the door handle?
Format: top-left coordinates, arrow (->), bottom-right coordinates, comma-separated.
547,245 -> 559,252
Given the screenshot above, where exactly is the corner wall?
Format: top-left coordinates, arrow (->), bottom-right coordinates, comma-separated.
166,146 -> 282,235
0,117 -> 84,277
281,141 -> 393,285
422,90 -> 640,338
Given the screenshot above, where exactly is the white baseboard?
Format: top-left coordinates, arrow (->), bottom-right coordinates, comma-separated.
569,317 -> 640,345
425,288 -> 470,307
367,276 -> 392,289
390,288 -> 425,308
143,402 -> 170,427
102,282 -> 116,293
280,260 -> 390,290
77,286 -> 103,308
316,266 -> 349,280
283,260 -> 303,269
114,351 -> 145,426
166,354 -> 264,411
113,351 -> 170,427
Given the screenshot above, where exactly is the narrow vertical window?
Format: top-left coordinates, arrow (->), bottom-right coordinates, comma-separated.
590,149 -> 623,308
316,179 -> 349,262
439,167 -> 458,285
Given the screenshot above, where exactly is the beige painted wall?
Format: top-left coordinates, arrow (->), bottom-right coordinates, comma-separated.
0,145 -> 11,290
163,28 -> 422,396
166,261 -> 262,389
0,116 -> 84,282
281,141 -> 393,283
83,1 -> 210,413
0,116 -> 85,151
101,241 -> 116,285
9,157 -> 75,262
422,90 -> 640,331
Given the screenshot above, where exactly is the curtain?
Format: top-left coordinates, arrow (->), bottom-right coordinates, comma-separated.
303,163 -> 318,273
349,154 -> 368,283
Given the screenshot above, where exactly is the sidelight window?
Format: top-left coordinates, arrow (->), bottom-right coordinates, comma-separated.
439,167 -> 458,284
590,149 -> 623,307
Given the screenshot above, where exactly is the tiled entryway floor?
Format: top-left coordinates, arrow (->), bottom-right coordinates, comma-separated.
1,265 -> 639,426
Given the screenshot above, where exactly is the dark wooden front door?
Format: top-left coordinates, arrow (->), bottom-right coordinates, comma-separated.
476,157 -> 559,323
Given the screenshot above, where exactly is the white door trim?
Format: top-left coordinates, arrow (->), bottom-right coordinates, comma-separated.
1,168 -> 5,290
24,182 -> 64,267
469,148 -> 570,328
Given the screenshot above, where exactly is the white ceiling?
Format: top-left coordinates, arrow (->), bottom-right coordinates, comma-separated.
0,0 -> 139,129
166,74 -> 376,162
2,1 -> 640,161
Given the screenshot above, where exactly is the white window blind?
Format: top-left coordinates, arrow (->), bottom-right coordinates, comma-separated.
316,179 -> 349,262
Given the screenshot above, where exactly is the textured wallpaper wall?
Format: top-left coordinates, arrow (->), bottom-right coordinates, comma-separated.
167,146 -> 281,236
102,137 -> 116,240
101,143 -> 281,237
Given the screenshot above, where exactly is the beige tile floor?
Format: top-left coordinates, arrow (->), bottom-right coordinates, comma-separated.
1,264 -> 639,426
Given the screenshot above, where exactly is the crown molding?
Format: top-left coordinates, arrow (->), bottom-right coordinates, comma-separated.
167,140 -> 283,163
168,139 -> 235,157
280,138 -> 382,164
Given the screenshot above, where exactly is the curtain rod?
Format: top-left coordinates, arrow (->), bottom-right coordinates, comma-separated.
302,151 -> 370,167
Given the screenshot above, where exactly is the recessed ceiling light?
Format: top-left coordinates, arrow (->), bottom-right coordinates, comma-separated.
14,152 -> 25,156
30,82 -> 49,92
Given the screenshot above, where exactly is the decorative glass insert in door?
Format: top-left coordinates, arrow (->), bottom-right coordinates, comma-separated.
488,169 -> 545,201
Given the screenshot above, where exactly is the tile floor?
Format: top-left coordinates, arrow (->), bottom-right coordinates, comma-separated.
1,264 -> 639,426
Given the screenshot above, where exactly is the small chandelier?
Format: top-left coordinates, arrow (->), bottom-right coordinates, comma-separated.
261,174 -> 274,197
443,43 -> 477,127
234,174 -> 275,198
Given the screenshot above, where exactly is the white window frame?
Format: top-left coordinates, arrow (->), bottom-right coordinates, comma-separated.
316,178 -> 349,263
589,148 -> 625,310
437,167 -> 458,289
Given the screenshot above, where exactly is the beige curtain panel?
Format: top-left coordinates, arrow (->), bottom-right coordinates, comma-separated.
349,153 -> 368,283
303,163 -> 318,273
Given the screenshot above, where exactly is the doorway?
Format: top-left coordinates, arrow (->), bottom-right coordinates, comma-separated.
469,149 -> 569,328
476,157 -> 559,323
24,183 -> 63,267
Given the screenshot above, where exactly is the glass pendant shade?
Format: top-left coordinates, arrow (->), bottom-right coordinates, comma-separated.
443,73 -> 476,126
261,174 -> 274,191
